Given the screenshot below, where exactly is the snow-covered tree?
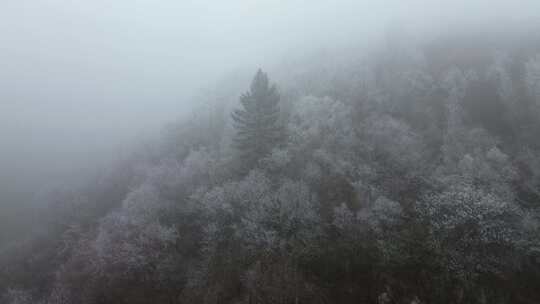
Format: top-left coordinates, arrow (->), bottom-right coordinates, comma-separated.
288,95 -> 354,150
417,183 -> 524,283
240,179 -> 321,257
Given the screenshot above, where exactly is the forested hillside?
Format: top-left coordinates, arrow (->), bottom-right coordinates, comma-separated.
1,33 -> 540,304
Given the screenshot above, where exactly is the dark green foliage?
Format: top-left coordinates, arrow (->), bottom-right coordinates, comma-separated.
232,69 -> 283,169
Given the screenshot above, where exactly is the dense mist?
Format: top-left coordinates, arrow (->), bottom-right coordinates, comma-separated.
1,0 -> 538,210
0,0 -> 385,225
1,1 -> 540,303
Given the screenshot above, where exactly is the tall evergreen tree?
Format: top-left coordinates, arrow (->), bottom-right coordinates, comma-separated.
232,69 -> 283,168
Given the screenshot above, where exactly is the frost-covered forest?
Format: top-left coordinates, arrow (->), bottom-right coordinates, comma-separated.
2,30 -> 540,304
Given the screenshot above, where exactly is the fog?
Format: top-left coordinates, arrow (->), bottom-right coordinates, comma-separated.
3,1 -> 540,302
1,0 -> 539,234
0,0 -> 381,204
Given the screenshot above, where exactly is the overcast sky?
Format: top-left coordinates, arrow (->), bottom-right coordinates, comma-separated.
1,0 -> 539,205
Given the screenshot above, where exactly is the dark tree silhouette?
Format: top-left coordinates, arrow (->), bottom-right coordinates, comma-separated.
231,69 -> 283,169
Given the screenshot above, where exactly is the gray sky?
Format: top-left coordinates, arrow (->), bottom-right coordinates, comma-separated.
1,0 -> 539,206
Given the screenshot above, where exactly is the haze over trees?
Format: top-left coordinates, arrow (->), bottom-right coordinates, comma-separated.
1,19 -> 540,304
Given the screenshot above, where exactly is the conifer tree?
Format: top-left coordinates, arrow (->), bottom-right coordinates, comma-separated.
231,69 -> 283,168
